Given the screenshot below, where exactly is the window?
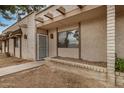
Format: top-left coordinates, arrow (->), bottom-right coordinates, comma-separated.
58,28 -> 79,48
15,37 -> 19,48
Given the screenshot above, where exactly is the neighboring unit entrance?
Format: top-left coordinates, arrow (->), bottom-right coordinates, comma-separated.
37,34 -> 48,60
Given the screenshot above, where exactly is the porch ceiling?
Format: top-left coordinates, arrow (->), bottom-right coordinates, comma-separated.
37,6 -> 106,30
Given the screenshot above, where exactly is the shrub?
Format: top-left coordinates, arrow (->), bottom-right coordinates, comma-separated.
115,58 -> 124,72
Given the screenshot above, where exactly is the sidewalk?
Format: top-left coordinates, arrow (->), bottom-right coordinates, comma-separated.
0,61 -> 44,77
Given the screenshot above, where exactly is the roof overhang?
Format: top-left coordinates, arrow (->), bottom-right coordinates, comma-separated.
37,5 -> 106,30
9,29 -> 22,38
0,28 -> 22,41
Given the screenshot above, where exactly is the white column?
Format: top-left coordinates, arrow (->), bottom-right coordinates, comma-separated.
107,5 -> 116,85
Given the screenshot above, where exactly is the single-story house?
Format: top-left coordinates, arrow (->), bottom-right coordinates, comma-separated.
0,5 -> 124,86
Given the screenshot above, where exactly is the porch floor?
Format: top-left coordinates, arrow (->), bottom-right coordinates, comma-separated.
53,56 -> 107,67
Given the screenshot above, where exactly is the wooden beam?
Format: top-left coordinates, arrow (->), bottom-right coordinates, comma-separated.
56,6 -> 66,15
77,5 -> 84,9
19,24 -> 28,28
44,12 -> 53,19
35,17 -> 44,23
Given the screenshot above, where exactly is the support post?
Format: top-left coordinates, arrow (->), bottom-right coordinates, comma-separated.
79,22 -> 81,59
20,36 -> 22,58
107,5 -> 116,86
56,27 -> 58,57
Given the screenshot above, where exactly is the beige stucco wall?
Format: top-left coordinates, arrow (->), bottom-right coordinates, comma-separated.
48,15 -> 107,61
15,37 -> 21,58
21,27 -> 28,59
48,29 -> 57,57
2,41 -> 5,53
20,12 -> 36,60
26,13 -> 36,60
48,26 -> 79,59
81,16 -> 107,62
58,48 -> 79,58
15,48 -> 20,58
116,6 -> 124,59
9,39 -> 14,56
1,12 -> 36,60
5,40 -> 8,52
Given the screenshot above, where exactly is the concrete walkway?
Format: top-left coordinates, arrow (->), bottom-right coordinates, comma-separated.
0,61 -> 44,77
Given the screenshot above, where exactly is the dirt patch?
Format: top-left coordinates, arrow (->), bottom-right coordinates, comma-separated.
0,63 -> 108,88
53,56 -> 107,67
0,53 -> 32,68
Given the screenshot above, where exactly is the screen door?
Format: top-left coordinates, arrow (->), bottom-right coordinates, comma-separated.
37,34 -> 48,60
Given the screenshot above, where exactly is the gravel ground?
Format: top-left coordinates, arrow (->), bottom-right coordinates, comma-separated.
0,53 -> 110,88
0,53 -> 32,68
0,63 -> 108,88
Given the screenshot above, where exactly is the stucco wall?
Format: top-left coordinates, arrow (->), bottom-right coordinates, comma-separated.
48,27 -> 79,58
1,12 -> 36,60
2,41 -> 5,53
15,48 -> 20,58
26,13 -> 36,60
81,16 -> 107,62
48,29 -> 57,57
14,12 -> 36,60
58,48 -> 79,58
21,27 -> 28,59
48,16 -> 107,61
9,39 -> 14,56
15,37 -> 21,58
5,40 -> 8,52
116,7 -> 124,59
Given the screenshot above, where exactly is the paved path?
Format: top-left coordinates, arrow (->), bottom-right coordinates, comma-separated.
0,61 -> 44,77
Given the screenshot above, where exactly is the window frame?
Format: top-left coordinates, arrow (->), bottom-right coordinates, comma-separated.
57,28 -> 79,48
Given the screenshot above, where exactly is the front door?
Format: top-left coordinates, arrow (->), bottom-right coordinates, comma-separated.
37,34 -> 48,60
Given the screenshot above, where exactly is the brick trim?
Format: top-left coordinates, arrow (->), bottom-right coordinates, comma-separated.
107,5 -> 116,85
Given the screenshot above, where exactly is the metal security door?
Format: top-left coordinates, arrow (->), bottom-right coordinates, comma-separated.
37,34 -> 48,60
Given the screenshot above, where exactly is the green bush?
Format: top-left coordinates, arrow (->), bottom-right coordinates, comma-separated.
115,58 -> 124,72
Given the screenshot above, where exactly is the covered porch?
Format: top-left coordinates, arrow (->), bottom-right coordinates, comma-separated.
36,5 -> 107,63
35,5 -> 116,85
